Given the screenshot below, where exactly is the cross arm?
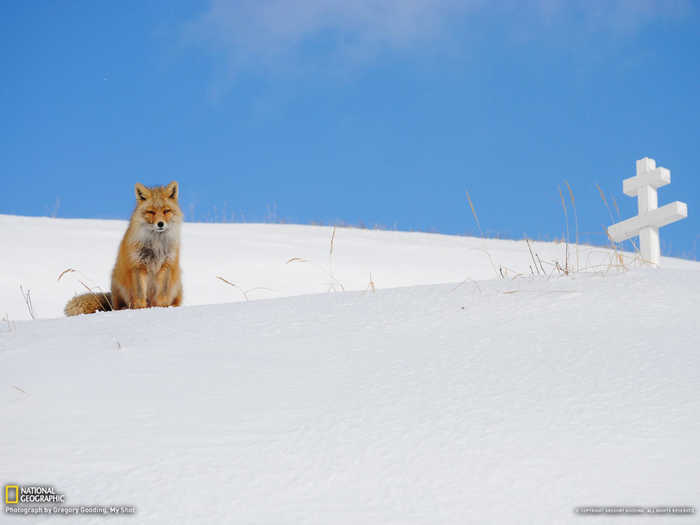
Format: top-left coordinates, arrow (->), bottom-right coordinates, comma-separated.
623,167 -> 670,196
607,201 -> 687,242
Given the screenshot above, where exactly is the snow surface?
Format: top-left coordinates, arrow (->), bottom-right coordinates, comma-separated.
1,214 -> 699,524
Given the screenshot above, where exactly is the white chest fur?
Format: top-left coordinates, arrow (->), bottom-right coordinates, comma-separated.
132,225 -> 179,270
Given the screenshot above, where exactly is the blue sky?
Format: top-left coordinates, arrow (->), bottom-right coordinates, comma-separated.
2,1 -> 698,258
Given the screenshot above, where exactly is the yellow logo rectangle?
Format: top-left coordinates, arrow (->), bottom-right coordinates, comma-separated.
5,485 -> 19,504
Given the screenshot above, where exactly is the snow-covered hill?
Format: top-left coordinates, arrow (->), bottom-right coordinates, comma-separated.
1,214 -> 696,321
1,214 -> 699,524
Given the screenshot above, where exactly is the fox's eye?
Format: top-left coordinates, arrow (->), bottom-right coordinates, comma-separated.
145,211 -> 155,216
164,209 -> 171,214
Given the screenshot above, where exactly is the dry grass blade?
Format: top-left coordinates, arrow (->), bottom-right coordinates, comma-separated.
475,247 -> 502,280
596,184 -> 615,224
57,268 -> 76,282
78,280 -> 113,310
536,253 -> 546,276
287,256 -> 345,292
368,273 -> 376,293
216,276 -> 249,301
603,227 -> 627,270
555,261 -> 569,276
526,239 -> 541,276
450,278 -> 482,294
327,225 -> 344,291
596,186 -> 640,257
12,385 -> 29,395
19,285 -> 36,320
564,180 -> 579,271
465,190 -> 483,237
329,225 -> 337,256
59,267 -> 113,310
611,195 -> 621,218
464,193 -> 498,279
607,194 -> 639,253
558,185 -> 569,273
216,275 -> 236,287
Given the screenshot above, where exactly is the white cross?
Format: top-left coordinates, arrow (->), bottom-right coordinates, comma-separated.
607,157 -> 687,266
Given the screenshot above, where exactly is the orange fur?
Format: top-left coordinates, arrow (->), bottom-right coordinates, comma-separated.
64,181 -> 183,316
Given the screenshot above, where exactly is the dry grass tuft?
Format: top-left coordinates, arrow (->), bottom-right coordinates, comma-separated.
286,226 -> 346,292
460,181 -> 648,284
466,190 -> 502,279
595,185 -> 642,271
19,285 -> 36,320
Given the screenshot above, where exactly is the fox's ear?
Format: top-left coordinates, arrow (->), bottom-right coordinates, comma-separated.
135,183 -> 151,201
165,181 -> 179,200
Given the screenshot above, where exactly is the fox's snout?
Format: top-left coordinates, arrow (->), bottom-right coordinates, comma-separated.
141,212 -> 172,232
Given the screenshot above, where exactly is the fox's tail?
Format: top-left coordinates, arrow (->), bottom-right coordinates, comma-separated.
64,292 -> 113,316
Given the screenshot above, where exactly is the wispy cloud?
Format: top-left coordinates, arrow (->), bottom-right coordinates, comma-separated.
535,0 -> 689,31
185,0 -> 690,72
186,0 -> 482,69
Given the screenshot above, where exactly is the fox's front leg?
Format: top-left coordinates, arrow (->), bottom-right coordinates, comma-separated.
129,267 -> 149,308
153,264 -> 173,307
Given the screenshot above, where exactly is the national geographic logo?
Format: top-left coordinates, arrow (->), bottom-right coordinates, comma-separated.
3,483 -> 136,517
4,484 -> 65,504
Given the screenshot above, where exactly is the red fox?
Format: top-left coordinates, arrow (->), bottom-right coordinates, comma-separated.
64,181 -> 183,316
